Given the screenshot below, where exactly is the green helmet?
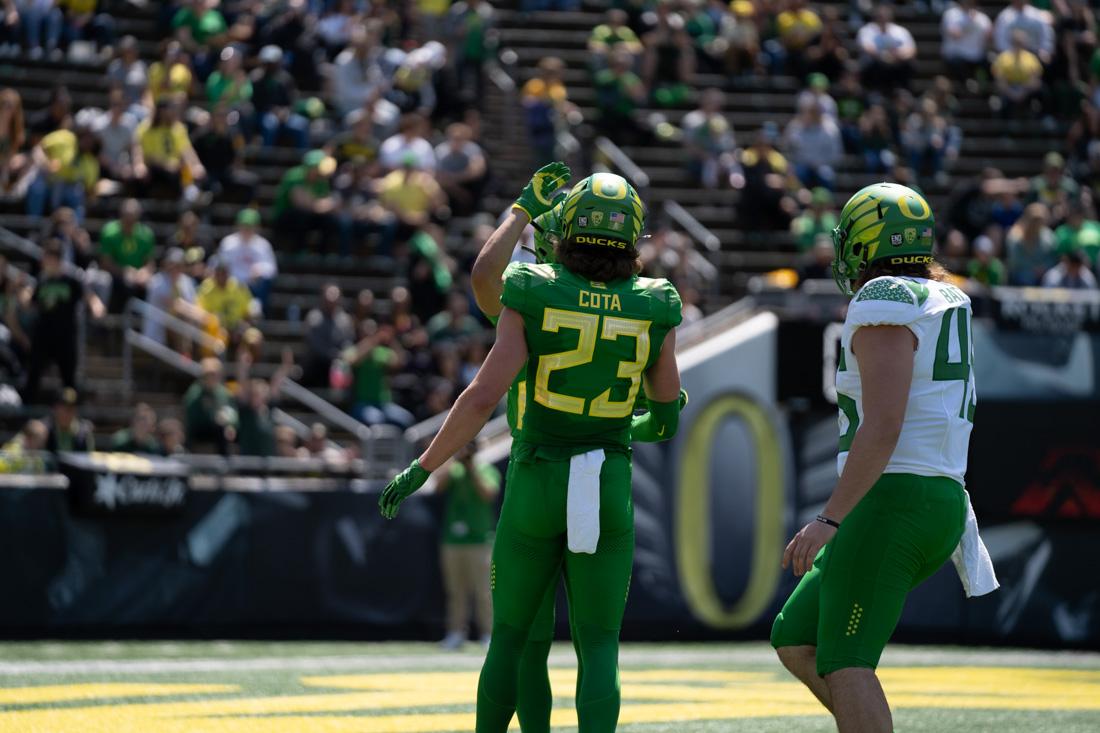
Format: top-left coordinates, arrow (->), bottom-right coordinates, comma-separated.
832,182 -> 936,296
531,201 -> 563,264
560,172 -> 646,252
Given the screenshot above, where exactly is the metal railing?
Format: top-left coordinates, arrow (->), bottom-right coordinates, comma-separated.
663,200 -> 720,253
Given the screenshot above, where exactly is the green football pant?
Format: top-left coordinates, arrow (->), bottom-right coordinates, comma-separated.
477,450 -> 634,733
517,569 -> 583,733
771,473 -> 965,676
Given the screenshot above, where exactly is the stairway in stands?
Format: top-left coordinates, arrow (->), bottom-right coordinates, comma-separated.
487,1 -> 1065,293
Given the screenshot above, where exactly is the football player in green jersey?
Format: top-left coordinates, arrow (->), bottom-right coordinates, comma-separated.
380,169 -> 683,733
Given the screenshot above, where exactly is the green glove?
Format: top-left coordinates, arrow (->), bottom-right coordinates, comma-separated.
678,388 -> 689,410
378,459 -> 431,519
513,162 -> 571,221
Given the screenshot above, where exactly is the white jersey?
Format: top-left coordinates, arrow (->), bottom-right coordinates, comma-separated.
836,276 -> 975,484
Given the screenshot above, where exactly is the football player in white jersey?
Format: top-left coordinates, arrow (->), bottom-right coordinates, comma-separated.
771,183 -> 976,732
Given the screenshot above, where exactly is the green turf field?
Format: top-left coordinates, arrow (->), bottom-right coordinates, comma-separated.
0,641 -> 1097,732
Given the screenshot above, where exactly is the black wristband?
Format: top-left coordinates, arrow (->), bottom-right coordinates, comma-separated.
816,514 -> 841,529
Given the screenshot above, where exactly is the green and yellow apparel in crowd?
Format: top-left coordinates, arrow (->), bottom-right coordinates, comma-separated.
40,129 -> 99,191
380,169 -> 683,733
273,150 -> 335,220
171,4 -> 227,46
1055,215 -> 1100,265
99,218 -> 156,270
773,182 -> 998,680
441,460 -> 501,546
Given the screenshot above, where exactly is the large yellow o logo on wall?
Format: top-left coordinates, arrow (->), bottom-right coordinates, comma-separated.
675,395 -> 785,629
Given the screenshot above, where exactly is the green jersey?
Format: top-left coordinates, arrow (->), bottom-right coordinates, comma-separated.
501,262 -> 681,451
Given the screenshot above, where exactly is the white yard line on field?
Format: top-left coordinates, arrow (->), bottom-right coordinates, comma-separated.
0,645 -> 1096,676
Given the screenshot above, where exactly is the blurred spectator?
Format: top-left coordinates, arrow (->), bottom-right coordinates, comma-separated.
330,21 -> 388,117
42,206 -> 92,268
106,36 -> 148,111
723,0 -> 761,76
594,48 -> 648,143
378,153 -> 448,244
59,0 -> 116,53
235,348 -> 292,457
0,419 -> 48,473
1005,202 -> 1057,285
91,87 -> 138,183
303,283 -> 354,387
992,29 -> 1044,118
797,233 -> 835,282
791,187 -> 837,252
784,97 -> 842,189
437,439 -> 499,650
205,46 -> 251,110
158,417 -> 185,455
147,41 -> 192,104
775,0 -> 822,77
25,242 -> 105,402
347,319 -> 414,428
183,356 -> 237,453
447,0 -> 496,106
946,167 -> 1004,243
252,45 -> 309,150
427,290 -> 481,344
857,6 -> 916,92
834,69 -> 865,152
435,122 -> 487,215
143,247 -> 199,345
110,402 -> 161,454
588,9 -> 643,69
272,149 -> 342,254
1029,151 -> 1079,222
941,0 -> 992,86
522,56 -> 573,165
380,113 -> 436,172
197,260 -> 254,346
902,97 -> 949,184
170,209 -> 211,254
329,107 -> 381,167
804,6 -> 849,80
966,235 -> 1006,287
334,157 -> 398,256
993,0 -> 1054,65
736,123 -> 797,230
1042,250 -> 1098,288
28,85 -> 70,142
25,125 -> 100,221
16,0 -> 62,59
304,422 -> 347,464
642,1 -> 694,107
45,387 -> 93,452
682,88 -> 736,189
216,209 -> 277,311
0,252 -> 31,368
273,424 -> 303,459
98,197 -> 155,313
192,106 -> 258,203
389,42 -> 444,117
796,72 -> 838,121
858,101 -> 895,173
133,98 -> 206,200
1055,201 -> 1100,266
171,0 -> 227,75
1061,0 -> 1097,87
0,87 -> 31,198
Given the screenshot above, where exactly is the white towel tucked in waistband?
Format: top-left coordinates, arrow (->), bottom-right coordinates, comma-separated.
950,490 -> 999,598
567,449 -> 605,554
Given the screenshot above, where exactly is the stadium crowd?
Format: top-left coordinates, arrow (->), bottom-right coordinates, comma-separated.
0,0 -> 1098,461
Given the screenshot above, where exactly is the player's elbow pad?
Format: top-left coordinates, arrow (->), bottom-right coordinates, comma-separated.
630,398 -> 680,443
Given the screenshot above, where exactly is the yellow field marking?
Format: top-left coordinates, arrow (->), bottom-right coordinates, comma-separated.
0,667 -> 1097,732
0,683 -> 236,706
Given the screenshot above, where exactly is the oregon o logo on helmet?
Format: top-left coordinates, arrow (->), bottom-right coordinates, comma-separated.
897,195 -> 931,220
